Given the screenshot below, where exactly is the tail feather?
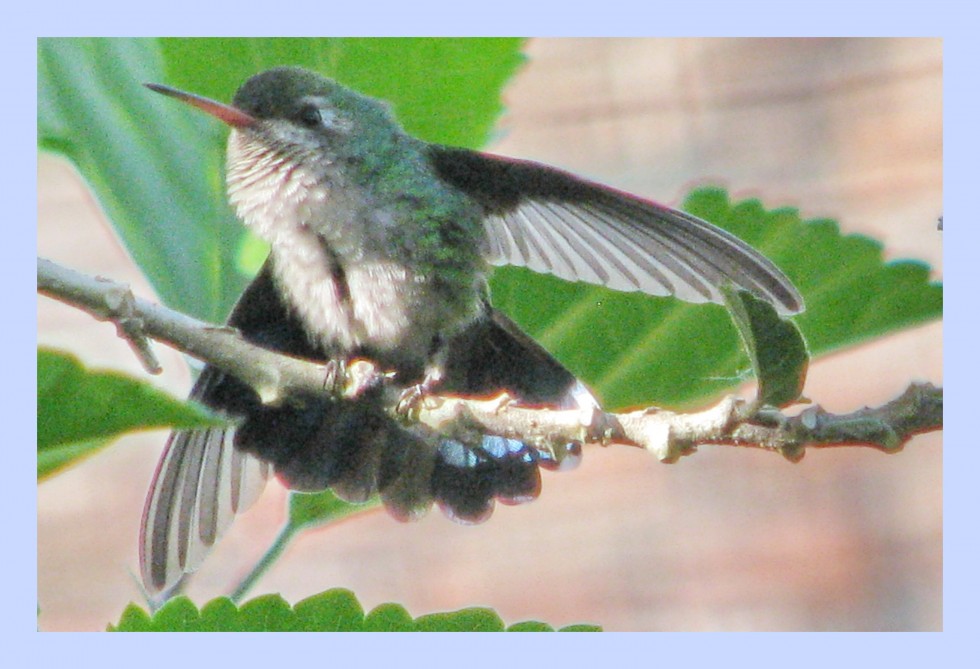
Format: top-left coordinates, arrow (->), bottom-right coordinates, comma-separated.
139,411 -> 269,595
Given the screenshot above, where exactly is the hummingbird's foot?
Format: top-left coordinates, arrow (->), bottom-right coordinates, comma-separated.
322,358 -> 347,395
395,384 -> 424,418
395,366 -> 444,418
323,358 -> 388,399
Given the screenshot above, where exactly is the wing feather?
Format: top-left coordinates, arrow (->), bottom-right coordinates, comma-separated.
430,146 -> 803,314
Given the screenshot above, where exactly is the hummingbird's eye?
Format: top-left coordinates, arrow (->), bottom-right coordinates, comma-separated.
297,105 -> 322,128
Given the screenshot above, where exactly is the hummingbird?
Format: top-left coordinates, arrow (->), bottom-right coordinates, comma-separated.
140,66 -> 803,595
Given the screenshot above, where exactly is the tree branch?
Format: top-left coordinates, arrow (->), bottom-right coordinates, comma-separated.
419,382 -> 942,464
37,257 -> 942,462
37,258 -> 381,404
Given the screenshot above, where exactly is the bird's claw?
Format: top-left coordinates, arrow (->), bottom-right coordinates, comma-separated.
396,383 -> 427,418
324,358 -> 388,398
396,366 -> 446,417
322,358 -> 348,395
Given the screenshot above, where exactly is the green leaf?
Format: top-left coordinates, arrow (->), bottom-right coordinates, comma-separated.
143,596 -> 202,632
236,595 -> 296,632
195,598 -> 240,632
558,623 -> 603,632
491,187 -> 942,410
293,589 -> 364,632
723,288 -> 808,407
287,489 -> 372,531
38,38 -> 243,323
410,607 -> 505,632
506,620 -> 555,632
37,348 -> 223,480
687,190 -> 942,353
109,590 -> 598,632
39,37 -> 526,322
158,37 -> 525,148
363,603 -> 417,632
109,604 -> 152,632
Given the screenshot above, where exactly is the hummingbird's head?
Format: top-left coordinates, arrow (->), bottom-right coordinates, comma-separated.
147,67 -> 403,171
229,67 -> 402,165
146,68 -> 412,238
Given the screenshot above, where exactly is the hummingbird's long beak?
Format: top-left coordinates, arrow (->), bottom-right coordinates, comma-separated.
145,83 -> 257,128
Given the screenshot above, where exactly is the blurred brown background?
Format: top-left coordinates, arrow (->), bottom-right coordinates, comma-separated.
37,38 -> 942,631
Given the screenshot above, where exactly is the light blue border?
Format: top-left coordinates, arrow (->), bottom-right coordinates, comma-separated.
19,0 -> 967,664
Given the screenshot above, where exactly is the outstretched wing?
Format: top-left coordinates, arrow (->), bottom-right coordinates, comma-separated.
428,147 -> 803,315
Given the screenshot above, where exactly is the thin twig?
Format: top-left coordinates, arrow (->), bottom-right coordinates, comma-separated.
37,257 -> 943,461
37,257 -> 382,404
